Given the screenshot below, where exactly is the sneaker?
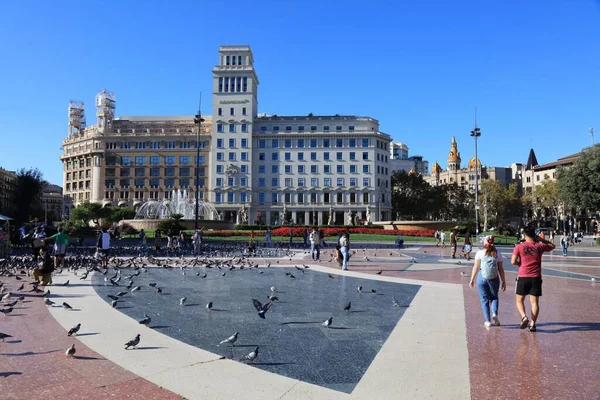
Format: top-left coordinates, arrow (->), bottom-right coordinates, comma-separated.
492,315 -> 501,326
484,321 -> 492,328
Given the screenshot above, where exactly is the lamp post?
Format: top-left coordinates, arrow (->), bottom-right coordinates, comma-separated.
193,95 -> 204,230
470,123 -> 481,236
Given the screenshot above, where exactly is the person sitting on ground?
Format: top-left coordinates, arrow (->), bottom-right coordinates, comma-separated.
33,246 -> 55,285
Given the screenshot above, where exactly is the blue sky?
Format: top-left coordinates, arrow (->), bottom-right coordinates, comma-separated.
1,0 -> 599,186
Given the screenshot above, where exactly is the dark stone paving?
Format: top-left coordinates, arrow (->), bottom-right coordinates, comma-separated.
92,266 -> 420,393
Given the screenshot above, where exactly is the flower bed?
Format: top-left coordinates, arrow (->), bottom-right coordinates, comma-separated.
201,228 -> 435,238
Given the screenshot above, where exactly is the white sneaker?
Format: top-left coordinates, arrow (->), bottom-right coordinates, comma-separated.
484,321 -> 492,328
492,315 -> 501,326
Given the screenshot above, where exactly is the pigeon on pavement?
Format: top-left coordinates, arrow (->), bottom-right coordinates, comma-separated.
206,301 -> 213,311
322,317 -> 332,328
0,332 -> 13,341
244,346 -> 259,363
65,344 -> 76,357
44,299 -> 55,306
343,301 -> 351,311
125,334 -> 141,349
139,314 -> 151,326
180,297 -> 187,306
62,302 -> 73,310
219,332 -> 238,346
67,323 -> 81,336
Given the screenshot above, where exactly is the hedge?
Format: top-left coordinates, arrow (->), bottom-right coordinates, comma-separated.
202,228 -> 435,238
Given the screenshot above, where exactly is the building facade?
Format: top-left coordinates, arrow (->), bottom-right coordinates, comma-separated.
61,45 -> 393,224
424,136 -> 513,189
389,142 -> 429,175
0,168 -> 16,216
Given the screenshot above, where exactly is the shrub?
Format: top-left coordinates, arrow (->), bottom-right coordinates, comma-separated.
234,224 -> 270,231
270,227 -> 435,237
156,220 -> 185,235
119,222 -> 139,237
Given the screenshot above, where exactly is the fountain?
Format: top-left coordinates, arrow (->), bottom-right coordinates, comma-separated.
120,189 -> 233,231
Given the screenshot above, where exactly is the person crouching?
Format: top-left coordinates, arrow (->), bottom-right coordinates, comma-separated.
33,247 -> 55,286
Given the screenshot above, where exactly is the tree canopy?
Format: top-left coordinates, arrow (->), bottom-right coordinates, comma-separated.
557,144 -> 600,212
13,168 -> 47,224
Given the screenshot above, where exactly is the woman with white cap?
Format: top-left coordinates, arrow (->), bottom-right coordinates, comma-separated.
469,235 -> 506,327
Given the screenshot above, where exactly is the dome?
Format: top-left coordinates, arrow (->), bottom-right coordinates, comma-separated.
468,156 -> 481,169
431,161 -> 442,174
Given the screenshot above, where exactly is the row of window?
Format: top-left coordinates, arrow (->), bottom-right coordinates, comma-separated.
105,167 -> 207,177
224,55 -> 245,66
107,156 -> 206,166
257,138 -> 369,148
257,164 -> 371,174
214,177 -> 370,188
105,191 -> 205,201
218,77 -> 248,93
105,141 -> 208,151
214,191 -> 381,205
216,123 -> 249,133
65,159 -> 92,170
217,107 -> 247,117
66,170 -> 91,181
104,178 -> 206,188
257,151 -> 371,162
259,125 -> 354,133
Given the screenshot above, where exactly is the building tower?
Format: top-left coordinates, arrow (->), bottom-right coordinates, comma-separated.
210,45 -> 259,222
95,90 -> 116,133
431,161 -> 442,185
68,100 -> 86,137
447,136 -> 461,172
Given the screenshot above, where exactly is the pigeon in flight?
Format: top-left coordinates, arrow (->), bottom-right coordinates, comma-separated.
139,314 -> 151,326
0,332 -> 13,342
180,297 -> 187,306
3,300 -> 17,308
116,291 -> 127,297
219,332 -> 238,346
252,299 -> 273,319
267,294 -> 279,301
125,334 -> 141,349
62,302 -> 73,310
67,323 -> 81,336
206,301 -> 213,311
244,346 -> 259,363
322,317 -> 332,328
344,302 -> 351,311
201,273 -> 207,278
65,344 -> 76,357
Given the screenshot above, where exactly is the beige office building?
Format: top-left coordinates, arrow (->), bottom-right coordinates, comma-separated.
61,93 -> 212,217
0,168 -> 16,216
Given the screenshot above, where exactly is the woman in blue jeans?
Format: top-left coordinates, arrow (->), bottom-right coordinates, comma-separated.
469,236 -> 506,327
339,233 -> 349,270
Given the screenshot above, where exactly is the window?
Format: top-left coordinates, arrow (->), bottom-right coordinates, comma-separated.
311,152 -> 317,161
350,178 -> 357,186
337,165 -> 343,173
271,165 -> 278,173
258,192 -> 265,203
285,165 -> 291,173
285,126 -> 292,132
324,126 -> 330,131
165,167 -> 175,177
180,156 -> 190,165
216,178 -> 223,187
229,124 -> 235,133
285,139 -> 292,148
216,192 -> 222,203
324,192 -> 330,203
241,192 -> 247,202
228,192 -> 234,203
179,178 -> 190,187
336,139 -> 343,148
217,152 -> 223,161
298,193 -> 304,203
165,178 -> 175,187
135,156 -> 145,166
336,152 -> 343,160
218,108 -> 223,116
363,178 -> 370,187
310,139 -> 317,148
242,107 -> 247,115
150,141 -> 160,149
121,157 -> 131,166
337,178 -> 344,186
349,139 -> 356,148
242,77 -> 247,92
285,178 -> 292,187
324,178 -> 331,186
311,165 -> 318,174
298,139 -> 305,148
273,126 -> 279,132
165,156 -> 175,165
229,139 -> 236,148
259,165 -> 265,173
260,126 -> 267,132
259,140 -> 266,148
285,152 -> 291,161
230,107 -> 235,116
350,165 -> 357,173
311,178 -> 318,187
228,152 -> 235,161
149,178 -> 160,187
216,165 -> 223,174
298,165 -> 304,173
298,126 -> 304,131
217,139 -> 223,148
285,192 -> 291,203
259,178 -> 265,187
324,165 -> 331,173
180,167 -> 190,176
298,153 -> 304,161
241,152 -> 248,161
311,126 -> 317,131
228,177 -> 234,186
349,152 -> 356,161
362,139 -> 369,147
363,165 -> 369,173
241,138 -> 247,147
181,142 -> 191,149
336,126 -> 342,131
324,152 -> 330,161
362,152 -> 369,160
240,165 -> 247,173
259,153 -> 265,161
323,139 -> 330,148
298,178 -> 305,187
241,124 -> 248,133
350,193 -> 356,203
120,179 -> 130,188
120,168 -> 131,177
197,155 -> 206,165
135,167 -> 145,177
272,152 -> 278,161
272,139 -> 279,148
166,141 -> 176,149
150,156 -> 160,166
271,178 -> 278,187
217,124 -> 223,133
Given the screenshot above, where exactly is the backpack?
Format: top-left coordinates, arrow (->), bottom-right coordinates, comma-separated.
480,255 -> 498,280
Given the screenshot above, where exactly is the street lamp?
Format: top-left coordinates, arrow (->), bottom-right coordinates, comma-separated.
470,123 -> 481,236
193,95 -> 205,231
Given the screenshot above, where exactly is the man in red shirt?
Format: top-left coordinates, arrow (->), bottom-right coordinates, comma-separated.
511,227 -> 555,332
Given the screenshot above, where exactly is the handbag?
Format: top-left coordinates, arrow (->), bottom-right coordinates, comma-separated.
33,239 -> 45,248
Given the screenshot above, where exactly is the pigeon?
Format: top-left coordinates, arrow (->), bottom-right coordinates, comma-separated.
252,299 -> 273,319
322,317 -> 332,328
392,297 -> 401,307
156,287 -> 163,294
328,274 -> 335,279
44,298 -> 55,306
62,280 -> 70,287
111,300 -> 118,308
125,281 -> 133,289
125,334 -> 141,349
131,286 -> 141,292
206,301 -> 213,310
219,332 -> 238,346
357,285 -> 362,293
42,290 -> 50,298
376,270 -> 382,275
180,297 -> 187,306
62,302 -> 73,310
270,286 -> 276,292
289,274 -> 296,279
244,346 -> 259,363
116,291 -> 127,297
67,323 -> 81,336
65,344 -> 76,357
107,294 -> 119,301
3,300 -> 17,308
139,314 -> 151,326
591,277 -> 597,282
0,332 -> 13,342
221,272 -> 226,277
267,295 -> 279,301
343,301 -> 351,311
371,289 -> 377,294
0,307 -> 13,315
149,283 -> 157,287
201,273 -> 207,278
16,283 -> 24,291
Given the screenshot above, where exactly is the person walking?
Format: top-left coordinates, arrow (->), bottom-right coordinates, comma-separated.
511,227 -> 555,332
166,229 -> 174,250
265,228 -> 272,247
309,227 -> 320,261
560,231 -> 568,257
440,231 -> 447,248
434,230 -> 440,247
139,229 -> 147,256
469,236 -> 506,327
463,232 -> 473,260
289,227 -> 293,245
97,227 -> 111,269
154,230 -> 162,251
450,229 -> 458,259
192,229 -> 202,255
339,232 -> 349,271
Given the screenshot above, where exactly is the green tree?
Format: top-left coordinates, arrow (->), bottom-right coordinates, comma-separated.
392,171 -> 434,220
70,202 -> 111,226
104,206 -> 136,224
13,168 -> 47,224
557,144 -> 600,212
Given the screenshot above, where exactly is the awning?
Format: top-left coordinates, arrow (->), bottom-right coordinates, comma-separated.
0,214 -> 13,221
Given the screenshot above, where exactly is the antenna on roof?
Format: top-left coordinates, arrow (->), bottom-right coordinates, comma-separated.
591,126 -> 595,146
